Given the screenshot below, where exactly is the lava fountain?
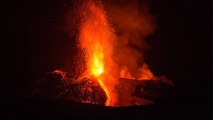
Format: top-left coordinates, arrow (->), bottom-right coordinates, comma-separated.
77,0 -> 156,106
32,0 -> 174,107
78,0 -> 118,106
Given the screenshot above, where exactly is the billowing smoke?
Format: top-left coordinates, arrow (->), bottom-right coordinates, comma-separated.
66,0 -> 157,106
104,0 -> 156,78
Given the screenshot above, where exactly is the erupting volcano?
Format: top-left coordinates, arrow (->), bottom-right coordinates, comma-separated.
77,0 -> 158,106
78,0 -> 118,106
33,0 -> 174,107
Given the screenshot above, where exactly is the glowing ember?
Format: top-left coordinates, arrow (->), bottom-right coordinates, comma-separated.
90,44 -> 104,77
78,0 -> 117,106
32,0 -> 173,107
76,0 -> 158,106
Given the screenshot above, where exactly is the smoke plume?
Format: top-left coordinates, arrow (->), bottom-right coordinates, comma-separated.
104,0 -> 156,78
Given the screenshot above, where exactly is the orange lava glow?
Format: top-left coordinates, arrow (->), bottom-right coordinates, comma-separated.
78,0 -> 117,106
120,64 -> 156,80
78,0 -> 156,106
90,44 -> 104,77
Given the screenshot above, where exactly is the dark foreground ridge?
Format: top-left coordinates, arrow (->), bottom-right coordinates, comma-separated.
1,98 -> 206,120
31,71 -> 174,106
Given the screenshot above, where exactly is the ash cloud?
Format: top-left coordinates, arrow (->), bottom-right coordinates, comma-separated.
104,0 -> 156,77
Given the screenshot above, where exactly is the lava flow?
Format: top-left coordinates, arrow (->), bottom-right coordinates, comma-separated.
78,0 -> 118,106
77,0 -> 156,106
32,0 -> 174,107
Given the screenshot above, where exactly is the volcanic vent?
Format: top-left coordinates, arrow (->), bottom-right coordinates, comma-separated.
32,0 -> 174,107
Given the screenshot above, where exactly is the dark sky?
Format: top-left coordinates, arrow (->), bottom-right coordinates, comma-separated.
2,0 -> 211,103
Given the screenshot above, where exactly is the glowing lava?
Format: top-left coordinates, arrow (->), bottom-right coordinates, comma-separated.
77,0 -> 156,106
78,0 -> 117,106
89,44 -> 111,106
90,44 -> 104,77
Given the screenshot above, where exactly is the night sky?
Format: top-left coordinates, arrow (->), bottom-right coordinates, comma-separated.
2,0 -> 211,119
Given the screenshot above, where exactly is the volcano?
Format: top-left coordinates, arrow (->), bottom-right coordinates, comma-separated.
31,0 -> 174,107
3,0 -> 208,119
32,69 -> 174,106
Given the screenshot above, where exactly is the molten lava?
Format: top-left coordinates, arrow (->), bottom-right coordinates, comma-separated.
90,44 -> 104,77
30,0 -> 174,107
78,0 -> 117,106
77,0 -> 157,106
